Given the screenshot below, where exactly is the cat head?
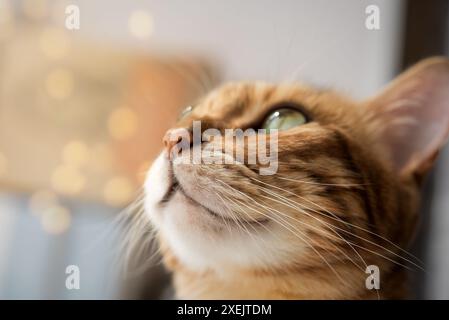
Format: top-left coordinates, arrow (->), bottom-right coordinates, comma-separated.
143,57 -> 449,276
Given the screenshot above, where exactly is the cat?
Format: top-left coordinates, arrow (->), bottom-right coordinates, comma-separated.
136,57 -> 449,299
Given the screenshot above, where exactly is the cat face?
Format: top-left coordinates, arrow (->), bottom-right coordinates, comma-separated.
144,58 -> 449,276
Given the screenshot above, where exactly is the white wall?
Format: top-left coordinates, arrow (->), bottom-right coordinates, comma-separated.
74,0 -> 405,99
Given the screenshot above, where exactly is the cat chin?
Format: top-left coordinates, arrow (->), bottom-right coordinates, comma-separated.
144,152 -> 299,272
158,198 -> 298,272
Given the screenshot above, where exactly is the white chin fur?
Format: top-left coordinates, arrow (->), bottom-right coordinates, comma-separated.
144,152 -> 171,222
144,152 -> 301,273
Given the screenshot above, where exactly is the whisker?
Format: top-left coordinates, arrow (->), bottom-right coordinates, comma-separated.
215,179 -> 350,285
219,193 -> 281,264
249,177 -> 424,271
276,174 -> 369,187
256,187 -> 368,272
232,195 -> 352,268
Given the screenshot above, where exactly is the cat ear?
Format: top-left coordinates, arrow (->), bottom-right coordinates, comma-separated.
365,57 -> 449,179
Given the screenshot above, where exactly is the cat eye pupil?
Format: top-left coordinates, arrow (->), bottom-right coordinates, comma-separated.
261,107 -> 307,131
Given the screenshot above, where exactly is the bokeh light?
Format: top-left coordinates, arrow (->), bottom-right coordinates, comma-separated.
62,140 -> 90,167
128,10 -> 154,39
40,204 -> 71,235
39,27 -> 70,60
107,107 -> 138,140
51,164 -> 86,195
45,68 -> 74,100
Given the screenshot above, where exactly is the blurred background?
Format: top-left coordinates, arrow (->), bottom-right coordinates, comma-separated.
0,0 -> 447,299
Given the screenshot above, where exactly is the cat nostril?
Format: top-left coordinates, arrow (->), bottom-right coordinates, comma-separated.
163,128 -> 192,160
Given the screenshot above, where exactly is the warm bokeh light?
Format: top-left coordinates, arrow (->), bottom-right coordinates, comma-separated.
21,0 -> 49,21
51,164 -> 86,195
103,176 -> 133,206
107,107 -> 139,140
40,204 -> 71,235
62,140 -> 90,167
0,5 -> 205,217
29,190 -> 58,216
39,27 -> 70,60
128,10 -> 154,39
45,68 -> 74,100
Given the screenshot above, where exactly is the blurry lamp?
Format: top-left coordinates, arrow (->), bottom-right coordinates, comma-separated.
0,23 -> 217,208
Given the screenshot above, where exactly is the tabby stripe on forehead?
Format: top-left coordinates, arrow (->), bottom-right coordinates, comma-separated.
262,86 -> 276,102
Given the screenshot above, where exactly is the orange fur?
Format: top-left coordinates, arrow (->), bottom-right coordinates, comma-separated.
136,57 -> 449,299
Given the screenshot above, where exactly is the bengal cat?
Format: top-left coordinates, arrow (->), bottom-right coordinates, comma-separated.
130,57 -> 449,299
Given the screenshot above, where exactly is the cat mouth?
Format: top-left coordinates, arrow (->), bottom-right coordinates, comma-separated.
159,171 -> 269,226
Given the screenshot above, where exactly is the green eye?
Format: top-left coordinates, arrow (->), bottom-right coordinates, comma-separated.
261,107 -> 308,131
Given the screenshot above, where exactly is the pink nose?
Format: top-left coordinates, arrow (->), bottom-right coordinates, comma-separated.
162,128 -> 192,160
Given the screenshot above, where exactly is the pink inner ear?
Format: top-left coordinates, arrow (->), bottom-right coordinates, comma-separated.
367,58 -> 449,175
